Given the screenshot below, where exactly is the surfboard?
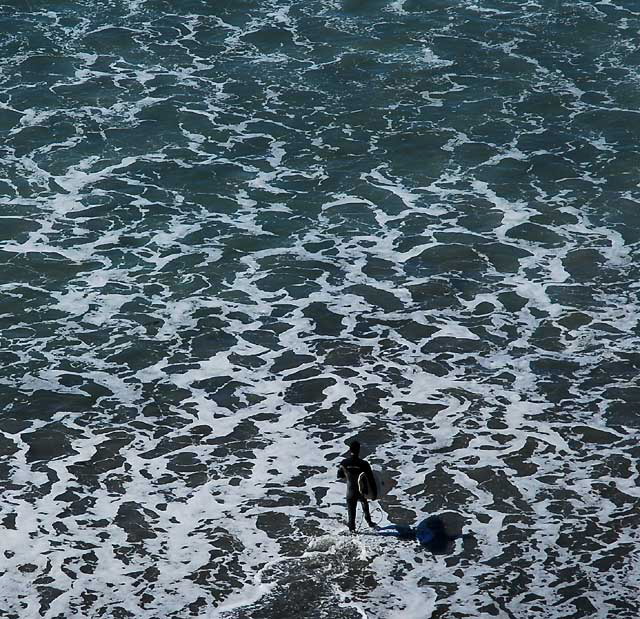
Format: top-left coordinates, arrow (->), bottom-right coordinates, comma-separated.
358,470 -> 394,501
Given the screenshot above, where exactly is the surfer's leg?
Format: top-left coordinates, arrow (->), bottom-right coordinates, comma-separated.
361,498 -> 374,527
346,497 -> 357,531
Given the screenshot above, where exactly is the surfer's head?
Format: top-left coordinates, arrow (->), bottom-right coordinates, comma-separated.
348,440 -> 360,456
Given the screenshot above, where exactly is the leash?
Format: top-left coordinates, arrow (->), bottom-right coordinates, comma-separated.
356,499 -> 385,531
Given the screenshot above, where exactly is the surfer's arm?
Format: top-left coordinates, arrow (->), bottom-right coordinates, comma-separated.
337,464 -> 346,480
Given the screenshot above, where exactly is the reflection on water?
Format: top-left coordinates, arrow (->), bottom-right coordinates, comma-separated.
375,513 -> 467,555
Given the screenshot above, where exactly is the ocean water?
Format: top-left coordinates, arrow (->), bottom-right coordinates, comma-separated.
1,0 -> 639,617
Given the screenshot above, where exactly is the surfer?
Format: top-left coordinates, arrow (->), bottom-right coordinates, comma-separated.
376,515 -> 465,554
337,440 -> 377,532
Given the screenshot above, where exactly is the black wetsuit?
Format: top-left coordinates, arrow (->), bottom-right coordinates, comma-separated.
337,454 -> 377,531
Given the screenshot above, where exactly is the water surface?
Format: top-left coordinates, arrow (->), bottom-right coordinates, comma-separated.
1,1 -> 639,617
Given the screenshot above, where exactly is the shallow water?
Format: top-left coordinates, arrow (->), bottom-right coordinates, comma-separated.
1,0 -> 639,617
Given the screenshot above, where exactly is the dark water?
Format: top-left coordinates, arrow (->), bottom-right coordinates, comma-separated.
1,0 -> 639,617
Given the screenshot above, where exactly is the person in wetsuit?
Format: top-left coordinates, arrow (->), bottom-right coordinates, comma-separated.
337,440 -> 377,532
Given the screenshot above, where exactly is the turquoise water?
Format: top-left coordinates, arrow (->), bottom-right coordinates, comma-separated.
1,1 -> 639,617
